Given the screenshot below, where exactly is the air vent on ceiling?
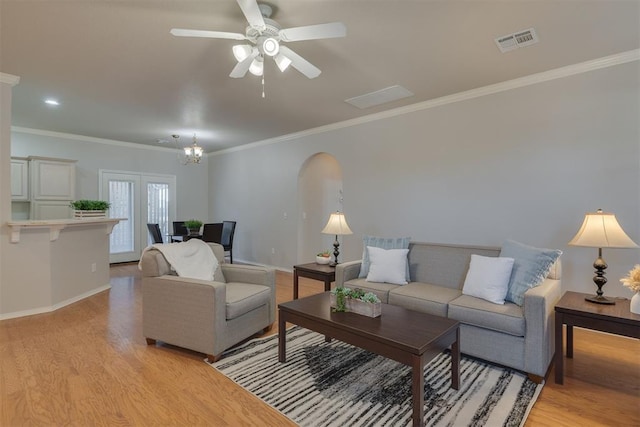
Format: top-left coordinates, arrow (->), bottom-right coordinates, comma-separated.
495,28 -> 539,53
345,85 -> 414,109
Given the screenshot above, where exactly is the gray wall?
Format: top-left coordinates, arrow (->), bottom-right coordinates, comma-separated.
208,60 -> 640,297
11,132 -> 210,222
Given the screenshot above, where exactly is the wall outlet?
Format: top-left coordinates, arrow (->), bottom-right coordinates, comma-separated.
271,248 -> 275,254
91,263 -> 97,273
283,212 -> 288,219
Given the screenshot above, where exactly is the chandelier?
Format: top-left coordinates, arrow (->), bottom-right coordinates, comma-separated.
172,134 -> 203,164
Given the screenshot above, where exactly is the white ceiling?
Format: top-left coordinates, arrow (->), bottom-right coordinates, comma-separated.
1,1 -> 639,153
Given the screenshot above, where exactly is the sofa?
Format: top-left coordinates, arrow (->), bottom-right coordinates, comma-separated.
139,242 -> 276,362
336,241 -> 562,381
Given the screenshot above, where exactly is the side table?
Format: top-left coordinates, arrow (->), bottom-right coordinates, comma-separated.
292,263 -> 336,299
554,291 -> 640,384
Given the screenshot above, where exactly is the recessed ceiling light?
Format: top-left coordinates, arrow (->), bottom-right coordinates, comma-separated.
44,99 -> 60,106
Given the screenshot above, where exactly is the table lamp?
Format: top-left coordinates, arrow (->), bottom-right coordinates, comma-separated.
568,209 -> 638,304
321,211 -> 353,266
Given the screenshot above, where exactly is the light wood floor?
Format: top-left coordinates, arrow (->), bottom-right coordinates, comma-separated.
1,263 -> 638,426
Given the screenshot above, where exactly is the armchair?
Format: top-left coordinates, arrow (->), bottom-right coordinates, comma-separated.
139,242 -> 275,362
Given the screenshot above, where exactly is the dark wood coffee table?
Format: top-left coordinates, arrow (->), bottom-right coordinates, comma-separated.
554,291 -> 640,385
278,292 -> 460,427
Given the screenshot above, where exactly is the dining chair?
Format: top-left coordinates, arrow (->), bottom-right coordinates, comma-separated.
147,223 -> 163,244
202,223 -> 223,244
172,221 -> 188,242
220,221 -> 236,263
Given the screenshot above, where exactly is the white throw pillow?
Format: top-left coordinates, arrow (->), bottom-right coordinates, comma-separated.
366,246 -> 409,285
462,254 -> 515,305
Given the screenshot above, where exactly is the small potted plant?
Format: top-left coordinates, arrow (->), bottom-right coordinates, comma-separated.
316,250 -> 332,265
70,200 -> 111,219
184,219 -> 203,235
330,287 -> 382,317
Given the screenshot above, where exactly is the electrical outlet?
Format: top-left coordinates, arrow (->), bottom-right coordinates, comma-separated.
283,212 -> 288,219
302,212 -> 307,219
271,248 -> 275,254
91,263 -> 97,273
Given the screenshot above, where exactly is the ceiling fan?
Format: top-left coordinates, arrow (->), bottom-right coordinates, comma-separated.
170,0 -> 346,79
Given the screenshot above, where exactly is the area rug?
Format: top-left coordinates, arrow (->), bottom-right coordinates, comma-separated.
208,326 -> 543,427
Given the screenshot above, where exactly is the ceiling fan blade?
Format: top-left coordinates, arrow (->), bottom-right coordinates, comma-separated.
236,0 -> 266,30
279,22 -> 346,42
278,46 -> 321,79
229,50 -> 259,78
170,28 -> 247,40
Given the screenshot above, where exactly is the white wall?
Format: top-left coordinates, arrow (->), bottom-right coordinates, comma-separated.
208,60 -> 640,298
10,131 -> 210,222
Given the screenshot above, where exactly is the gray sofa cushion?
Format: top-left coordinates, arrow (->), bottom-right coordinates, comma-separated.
389,282 -> 461,317
225,283 -> 271,320
448,294 -> 525,336
344,278 -> 399,303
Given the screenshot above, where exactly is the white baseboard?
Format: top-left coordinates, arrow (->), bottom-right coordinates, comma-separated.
231,258 -> 293,274
0,284 -> 111,320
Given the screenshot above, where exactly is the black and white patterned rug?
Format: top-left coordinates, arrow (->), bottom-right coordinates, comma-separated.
209,326 -> 543,427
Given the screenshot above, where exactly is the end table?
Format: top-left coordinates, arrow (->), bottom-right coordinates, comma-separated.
292,263 -> 336,299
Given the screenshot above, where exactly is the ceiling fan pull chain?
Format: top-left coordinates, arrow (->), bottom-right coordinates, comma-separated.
262,74 -> 265,98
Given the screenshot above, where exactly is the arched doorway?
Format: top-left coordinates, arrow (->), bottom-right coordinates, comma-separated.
297,153 -> 343,264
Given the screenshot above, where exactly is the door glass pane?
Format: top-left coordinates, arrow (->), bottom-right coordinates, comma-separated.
147,182 -> 169,244
109,180 -> 134,253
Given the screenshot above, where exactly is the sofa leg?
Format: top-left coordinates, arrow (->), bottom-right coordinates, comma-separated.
263,323 -> 274,334
206,354 -> 222,363
145,338 -> 156,345
527,373 -> 544,384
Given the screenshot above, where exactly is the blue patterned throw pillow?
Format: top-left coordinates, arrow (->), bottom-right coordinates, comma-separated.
358,235 -> 411,281
500,239 -> 562,306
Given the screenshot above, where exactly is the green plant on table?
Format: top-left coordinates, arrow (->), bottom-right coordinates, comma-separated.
69,200 -> 111,210
184,219 -> 203,230
330,287 -> 381,312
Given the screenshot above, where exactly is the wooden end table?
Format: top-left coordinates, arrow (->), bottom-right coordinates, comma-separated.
292,262 -> 335,299
554,291 -> 640,384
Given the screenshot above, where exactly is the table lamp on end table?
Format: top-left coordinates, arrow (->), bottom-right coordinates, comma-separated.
568,209 -> 638,304
322,211 -> 353,266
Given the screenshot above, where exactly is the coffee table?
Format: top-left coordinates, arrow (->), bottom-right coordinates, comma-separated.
278,292 -> 460,427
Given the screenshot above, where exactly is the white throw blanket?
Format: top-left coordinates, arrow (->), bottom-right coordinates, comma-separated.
139,238 -> 218,281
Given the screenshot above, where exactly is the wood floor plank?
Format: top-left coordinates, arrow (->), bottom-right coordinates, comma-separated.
0,264 -> 638,426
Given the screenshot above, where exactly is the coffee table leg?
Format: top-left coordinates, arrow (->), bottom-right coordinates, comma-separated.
278,310 -> 286,362
451,327 -> 460,390
411,354 -> 425,427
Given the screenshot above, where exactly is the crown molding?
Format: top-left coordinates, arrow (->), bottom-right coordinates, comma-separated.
11,126 -> 178,153
0,73 -> 20,86
211,49 -> 640,157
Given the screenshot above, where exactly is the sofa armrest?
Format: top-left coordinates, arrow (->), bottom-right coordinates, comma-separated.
336,260 -> 362,287
221,265 -> 276,288
522,277 -> 562,378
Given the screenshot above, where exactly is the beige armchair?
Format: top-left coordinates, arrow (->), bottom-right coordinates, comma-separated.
139,242 -> 275,362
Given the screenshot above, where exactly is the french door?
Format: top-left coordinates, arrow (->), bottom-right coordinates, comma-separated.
99,170 -> 176,263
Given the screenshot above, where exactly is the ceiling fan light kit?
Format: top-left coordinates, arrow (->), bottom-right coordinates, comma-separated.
171,0 -> 346,83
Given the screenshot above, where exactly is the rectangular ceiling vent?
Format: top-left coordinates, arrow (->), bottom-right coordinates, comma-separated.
495,28 -> 539,53
345,85 -> 414,109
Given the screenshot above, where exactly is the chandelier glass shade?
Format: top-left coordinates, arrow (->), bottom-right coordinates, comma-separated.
172,134 -> 203,164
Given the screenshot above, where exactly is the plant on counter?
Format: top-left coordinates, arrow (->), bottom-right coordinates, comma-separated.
330,287 -> 381,312
69,200 -> 111,210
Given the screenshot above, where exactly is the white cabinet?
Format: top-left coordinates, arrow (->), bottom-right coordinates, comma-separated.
31,200 -> 73,220
30,157 -> 76,200
28,157 -> 77,220
10,158 -> 29,200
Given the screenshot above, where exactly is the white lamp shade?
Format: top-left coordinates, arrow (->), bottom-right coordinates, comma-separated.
249,57 -> 264,76
233,44 -> 253,62
274,53 -> 292,72
322,212 -> 353,236
568,210 -> 638,248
